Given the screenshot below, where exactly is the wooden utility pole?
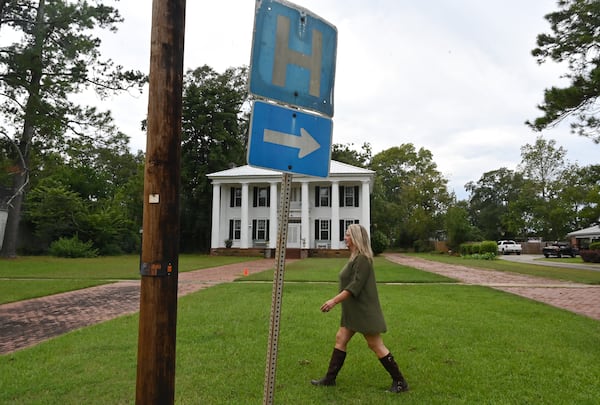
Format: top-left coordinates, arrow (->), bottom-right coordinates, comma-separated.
135,1 -> 186,404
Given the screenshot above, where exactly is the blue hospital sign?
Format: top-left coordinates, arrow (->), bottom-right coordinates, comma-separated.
249,0 -> 337,117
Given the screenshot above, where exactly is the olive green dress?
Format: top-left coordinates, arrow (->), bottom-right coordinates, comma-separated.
339,254 -> 387,334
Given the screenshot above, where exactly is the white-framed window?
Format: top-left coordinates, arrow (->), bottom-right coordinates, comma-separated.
229,219 -> 241,240
339,185 -> 359,207
314,219 -> 331,241
344,186 -> 355,207
315,186 -> 331,207
253,186 -> 270,207
230,187 -> 242,207
252,219 -> 269,240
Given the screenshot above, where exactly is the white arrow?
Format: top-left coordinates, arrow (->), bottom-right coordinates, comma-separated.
263,128 -> 321,158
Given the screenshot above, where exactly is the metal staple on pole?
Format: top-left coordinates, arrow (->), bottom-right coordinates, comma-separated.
263,172 -> 293,405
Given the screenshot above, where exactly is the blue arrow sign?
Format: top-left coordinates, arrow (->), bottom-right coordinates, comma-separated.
248,101 -> 332,177
249,0 -> 337,117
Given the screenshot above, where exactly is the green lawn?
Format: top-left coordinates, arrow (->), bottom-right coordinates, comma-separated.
0,254 -> 257,304
1,257 -> 599,404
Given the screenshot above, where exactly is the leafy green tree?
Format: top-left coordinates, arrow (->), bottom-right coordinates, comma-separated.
24,180 -> 86,249
518,136 -> 567,200
22,141 -> 143,255
445,202 -> 477,251
528,0 -> 600,143
465,168 -> 525,240
515,136 -> 577,239
331,142 -> 372,168
370,144 -> 451,248
0,0 -> 145,257
574,164 -> 600,226
180,65 -> 249,252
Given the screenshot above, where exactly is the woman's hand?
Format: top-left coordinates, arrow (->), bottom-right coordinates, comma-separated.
320,299 -> 336,312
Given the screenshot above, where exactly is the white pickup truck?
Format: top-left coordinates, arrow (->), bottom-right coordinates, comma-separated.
497,240 -> 522,255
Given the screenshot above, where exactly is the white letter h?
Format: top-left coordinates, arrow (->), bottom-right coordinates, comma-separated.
272,15 -> 322,97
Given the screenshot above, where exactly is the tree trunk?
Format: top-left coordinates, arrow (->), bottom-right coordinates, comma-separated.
0,174 -> 24,258
0,0 -> 45,257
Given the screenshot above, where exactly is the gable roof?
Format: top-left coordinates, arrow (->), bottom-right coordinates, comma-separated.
567,225 -> 600,238
207,160 -> 374,182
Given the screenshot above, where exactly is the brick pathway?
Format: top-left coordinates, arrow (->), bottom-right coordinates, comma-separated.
2,255 -> 599,355
0,259 -> 277,355
384,254 -> 600,321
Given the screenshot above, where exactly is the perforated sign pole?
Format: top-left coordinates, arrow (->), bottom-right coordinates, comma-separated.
263,172 -> 292,405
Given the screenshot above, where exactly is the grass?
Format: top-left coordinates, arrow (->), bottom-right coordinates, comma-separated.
409,252 -> 600,284
242,256 -> 455,283
1,257 -> 600,404
0,254 -> 257,304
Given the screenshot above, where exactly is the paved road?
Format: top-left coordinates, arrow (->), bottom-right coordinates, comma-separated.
1,255 -> 599,355
498,253 -> 600,272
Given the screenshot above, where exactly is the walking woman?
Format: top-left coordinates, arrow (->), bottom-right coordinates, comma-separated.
311,223 -> 409,393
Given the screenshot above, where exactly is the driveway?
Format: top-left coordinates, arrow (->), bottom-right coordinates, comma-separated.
498,253 -> 600,272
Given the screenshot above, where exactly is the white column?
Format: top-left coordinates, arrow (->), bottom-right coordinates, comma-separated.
331,181 -> 339,249
241,182 -> 249,249
362,180 -> 371,238
301,181 -> 309,249
269,182 -> 278,249
211,183 -> 221,249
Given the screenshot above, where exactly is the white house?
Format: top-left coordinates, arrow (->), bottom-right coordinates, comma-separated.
567,224 -> 600,248
207,160 -> 375,253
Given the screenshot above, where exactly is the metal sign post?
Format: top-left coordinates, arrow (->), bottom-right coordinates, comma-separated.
249,1 -> 337,403
263,172 -> 293,405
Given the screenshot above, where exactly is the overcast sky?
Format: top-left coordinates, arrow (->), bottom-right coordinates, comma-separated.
94,0 -> 598,199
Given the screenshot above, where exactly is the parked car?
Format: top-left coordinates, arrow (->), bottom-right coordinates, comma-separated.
497,240 -> 522,255
543,242 -> 579,258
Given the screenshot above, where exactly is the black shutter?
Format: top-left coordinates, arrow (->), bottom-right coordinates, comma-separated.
266,220 -> 270,240
230,188 -> 235,207
328,220 -> 332,240
328,187 -> 332,207
229,220 -> 233,240
253,187 -> 258,207
314,219 -> 319,240
339,186 -> 345,207
252,219 -> 257,240
314,186 -> 320,207
354,186 -> 360,207
339,220 -> 344,241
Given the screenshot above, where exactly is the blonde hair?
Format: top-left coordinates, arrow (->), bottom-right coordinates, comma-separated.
346,223 -> 373,262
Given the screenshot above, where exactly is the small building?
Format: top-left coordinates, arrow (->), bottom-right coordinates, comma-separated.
567,225 -> 600,249
207,160 -> 374,256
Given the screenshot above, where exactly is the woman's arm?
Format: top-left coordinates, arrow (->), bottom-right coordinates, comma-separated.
320,290 -> 352,312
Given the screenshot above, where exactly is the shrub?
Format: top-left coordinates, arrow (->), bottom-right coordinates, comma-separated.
589,242 -> 600,250
370,230 -> 389,255
49,235 -> 99,258
480,240 -> 498,255
459,243 -> 472,255
580,249 -> 600,263
459,241 -> 497,258
413,239 -> 434,253
468,252 -> 497,261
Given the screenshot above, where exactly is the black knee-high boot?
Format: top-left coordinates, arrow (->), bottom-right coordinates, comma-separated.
311,348 -> 347,386
379,352 -> 409,393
